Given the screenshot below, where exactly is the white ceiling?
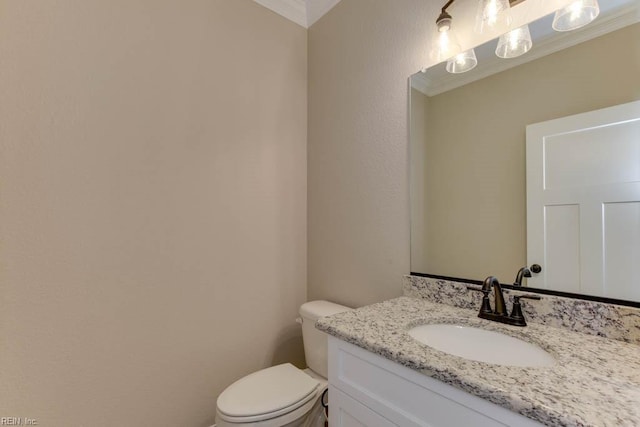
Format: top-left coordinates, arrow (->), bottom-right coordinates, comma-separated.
252,0 -> 342,28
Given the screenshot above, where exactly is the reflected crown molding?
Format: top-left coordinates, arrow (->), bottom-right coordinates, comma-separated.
413,4 -> 639,97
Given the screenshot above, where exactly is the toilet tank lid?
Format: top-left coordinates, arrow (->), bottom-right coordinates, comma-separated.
299,300 -> 351,320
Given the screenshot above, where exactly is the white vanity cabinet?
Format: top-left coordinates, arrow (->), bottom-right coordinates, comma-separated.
328,337 -> 544,427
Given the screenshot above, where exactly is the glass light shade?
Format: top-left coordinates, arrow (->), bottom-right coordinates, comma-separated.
475,0 -> 512,34
437,30 -> 462,62
552,0 -> 600,32
496,24 -> 532,58
446,49 -> 478,74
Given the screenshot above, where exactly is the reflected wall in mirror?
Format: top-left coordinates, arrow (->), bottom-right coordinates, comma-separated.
410,2 -> 640,302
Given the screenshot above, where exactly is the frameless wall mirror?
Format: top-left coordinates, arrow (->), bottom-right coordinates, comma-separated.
410,0 -> 640,304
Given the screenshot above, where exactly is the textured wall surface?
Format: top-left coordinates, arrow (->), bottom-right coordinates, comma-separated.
307,0 -> 574,307
0,1 -> 306,426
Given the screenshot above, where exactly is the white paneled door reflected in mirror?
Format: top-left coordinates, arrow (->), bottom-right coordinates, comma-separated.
409,0 -> 640,303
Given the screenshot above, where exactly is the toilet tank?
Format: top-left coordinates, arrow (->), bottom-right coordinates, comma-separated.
299,300 -> 351,379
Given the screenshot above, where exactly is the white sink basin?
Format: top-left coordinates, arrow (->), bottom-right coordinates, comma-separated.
408,324 -> 556,367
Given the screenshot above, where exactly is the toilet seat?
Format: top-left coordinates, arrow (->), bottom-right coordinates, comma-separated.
217,363 -> 320,423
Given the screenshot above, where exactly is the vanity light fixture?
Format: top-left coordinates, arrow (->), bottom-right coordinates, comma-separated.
446,49 -> 478,73
431,0 -> 600,73
436,0 -> 463,64
435,0 -> 517,73
437,30 -> 463,63
552,0 -> 600,32
475,0 -> 512,34
436,1 -> 454,33
495,24 -> 532,58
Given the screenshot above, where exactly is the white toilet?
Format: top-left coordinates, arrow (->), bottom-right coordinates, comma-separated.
215,300 -> 351,427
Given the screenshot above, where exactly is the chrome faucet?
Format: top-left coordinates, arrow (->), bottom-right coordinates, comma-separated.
468,276 -> 541,327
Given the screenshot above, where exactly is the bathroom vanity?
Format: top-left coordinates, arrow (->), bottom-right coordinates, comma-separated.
328,337 -> 543,426
317,278 -> 640,427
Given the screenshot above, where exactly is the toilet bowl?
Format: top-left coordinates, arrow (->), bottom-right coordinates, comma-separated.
215,301 -> 351,427
215,365 -> 326,427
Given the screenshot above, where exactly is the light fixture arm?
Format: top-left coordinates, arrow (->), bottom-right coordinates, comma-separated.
439,0 -> 456,16
436,0 -> 456,32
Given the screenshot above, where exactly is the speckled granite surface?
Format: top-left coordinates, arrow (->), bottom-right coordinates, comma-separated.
404,275 -> 640,346
317,297 -> 640,427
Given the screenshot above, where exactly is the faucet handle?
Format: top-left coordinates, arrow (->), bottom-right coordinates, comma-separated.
467,286 -> 492,315
509,294 -> 541,326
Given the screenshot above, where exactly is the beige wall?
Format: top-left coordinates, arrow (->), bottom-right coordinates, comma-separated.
308,0 -> 416,307
410,88 -> 429,273
415,23 -> 640,282
307,0 -> 572,306
0,1 -> 306,426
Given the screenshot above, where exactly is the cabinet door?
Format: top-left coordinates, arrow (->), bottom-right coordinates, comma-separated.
330,386 -> 397,427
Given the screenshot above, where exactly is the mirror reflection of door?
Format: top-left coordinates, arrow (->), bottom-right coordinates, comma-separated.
526,101 -> 640,300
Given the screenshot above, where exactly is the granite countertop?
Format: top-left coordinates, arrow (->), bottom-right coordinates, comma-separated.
316,296 -> 640,427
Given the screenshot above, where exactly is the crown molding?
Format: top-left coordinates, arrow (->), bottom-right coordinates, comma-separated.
253,0 -> 307,27
252,0 -> 342,28
417,5 -> 639,97
307,0 -> 342,27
